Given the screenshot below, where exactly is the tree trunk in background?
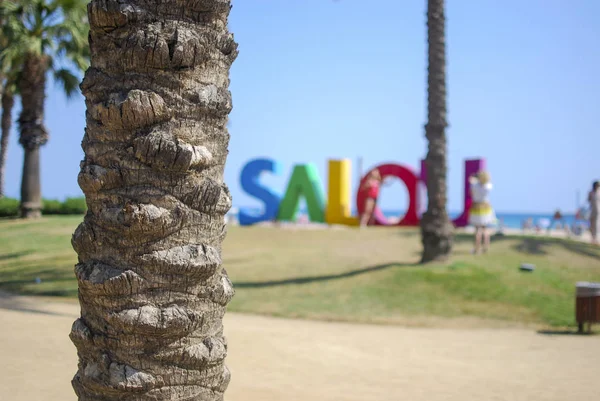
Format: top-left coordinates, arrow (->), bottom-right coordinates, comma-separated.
70,1 -> 238,400
420,0 -> 453,263
0,87 -> 14,198
18,54 -> 49,218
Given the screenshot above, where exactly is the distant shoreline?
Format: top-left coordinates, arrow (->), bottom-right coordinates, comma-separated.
228,208 -> 590,231
230,220 -> 592,243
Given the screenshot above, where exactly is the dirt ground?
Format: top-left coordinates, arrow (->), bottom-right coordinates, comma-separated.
1,292 -> 599,401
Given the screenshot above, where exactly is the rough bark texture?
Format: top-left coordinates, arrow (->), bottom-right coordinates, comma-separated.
70,1 -> 238,400
18,54 -> 49,218
0,87 -> 14,198
420,0 -> 453,263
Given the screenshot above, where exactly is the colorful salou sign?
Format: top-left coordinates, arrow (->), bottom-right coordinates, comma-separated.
238,158 -> 485,227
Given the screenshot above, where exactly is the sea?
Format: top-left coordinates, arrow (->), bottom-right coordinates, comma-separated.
230,208 -> 589,229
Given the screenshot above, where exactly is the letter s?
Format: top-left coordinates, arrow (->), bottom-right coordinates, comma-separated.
238,158 -> 282,225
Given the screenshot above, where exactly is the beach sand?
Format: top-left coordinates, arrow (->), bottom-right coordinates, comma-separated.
1,292 -> 599,401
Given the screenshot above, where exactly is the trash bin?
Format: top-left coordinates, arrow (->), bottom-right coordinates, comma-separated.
575,282 -> 600,333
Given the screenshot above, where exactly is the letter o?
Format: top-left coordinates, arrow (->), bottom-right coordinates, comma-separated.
356,163 -> 420,226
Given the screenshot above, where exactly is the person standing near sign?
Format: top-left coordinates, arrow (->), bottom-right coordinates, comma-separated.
359,169 -> 382,227
588,181 -> 600,245
468,171 -> 495,254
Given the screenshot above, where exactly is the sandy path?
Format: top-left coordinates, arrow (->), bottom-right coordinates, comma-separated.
1,293 -> 599,401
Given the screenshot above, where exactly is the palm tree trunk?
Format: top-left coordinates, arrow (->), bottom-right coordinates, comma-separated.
70,1 -> 238,400
0,86 -> 14,198
420,0 -> 453,263
18,54 -> 49,218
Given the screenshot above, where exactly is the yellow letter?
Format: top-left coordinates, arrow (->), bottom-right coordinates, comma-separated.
325,159 -> 359,226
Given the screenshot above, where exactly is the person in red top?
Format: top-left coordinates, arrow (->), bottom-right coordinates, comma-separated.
359,169 -> 382,227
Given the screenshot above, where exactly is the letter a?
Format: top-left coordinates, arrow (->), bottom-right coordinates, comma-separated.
278,164 -> 326,223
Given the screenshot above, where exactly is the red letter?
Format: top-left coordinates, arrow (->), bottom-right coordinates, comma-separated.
356,163 -> 420,226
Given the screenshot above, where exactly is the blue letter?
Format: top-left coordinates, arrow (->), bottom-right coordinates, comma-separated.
238,158 -> 282,225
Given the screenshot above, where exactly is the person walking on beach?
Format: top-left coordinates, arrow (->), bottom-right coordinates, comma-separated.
359,169 -> 382,227
588,181 -> 600,245
468,171 -> 495,254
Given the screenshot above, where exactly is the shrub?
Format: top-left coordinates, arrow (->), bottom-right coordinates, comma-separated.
42,199 -> 63,215
60,197 -> 87,215
0,197 -> 87,217
0,197 -> 19,217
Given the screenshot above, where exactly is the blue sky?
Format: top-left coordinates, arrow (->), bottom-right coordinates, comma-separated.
3,0 -> 600,213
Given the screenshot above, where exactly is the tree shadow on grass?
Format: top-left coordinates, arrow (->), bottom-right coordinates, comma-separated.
0,304 -> 73,317
514,238 -> 546,255
513,237 -> 600,261
0,251 -> 32,261
234,262 -> 412,288
0,290 -> 76,317
396,229 -> 419,238
537,329 -> 598,336
0,277 -> 75,290
454,233 -> 600,261
0,266 -> 76,298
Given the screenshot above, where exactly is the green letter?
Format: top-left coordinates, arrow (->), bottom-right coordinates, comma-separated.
278,164 -> 326,223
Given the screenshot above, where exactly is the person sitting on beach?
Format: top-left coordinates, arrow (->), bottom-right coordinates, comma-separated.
359,169 -> 382,227
468,171 -> 495,254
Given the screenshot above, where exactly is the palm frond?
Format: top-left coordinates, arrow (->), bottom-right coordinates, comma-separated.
0,0 -> 89,97
53,68 -> 80,99
2,71 -> 19,96
0,1 -> 23,15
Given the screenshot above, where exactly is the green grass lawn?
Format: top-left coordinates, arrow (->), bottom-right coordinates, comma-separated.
2,216 -> 600,328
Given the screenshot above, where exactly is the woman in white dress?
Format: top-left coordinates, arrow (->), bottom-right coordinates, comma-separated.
588,181 -> 600,245
468,171 -> 495,254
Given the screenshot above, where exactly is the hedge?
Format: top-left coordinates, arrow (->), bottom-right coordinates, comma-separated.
0,197 -> 87,217
0,197 -> 19,217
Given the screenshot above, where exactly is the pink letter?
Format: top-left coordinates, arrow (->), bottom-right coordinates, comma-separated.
419,158 -> 486,228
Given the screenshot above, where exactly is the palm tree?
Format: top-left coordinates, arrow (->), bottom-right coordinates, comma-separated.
0,78 -> 16,198
69,0 -> 238,399
420,0 -> 453,263
0,0 -> 88,217
0,12 -> 15,199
